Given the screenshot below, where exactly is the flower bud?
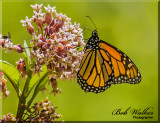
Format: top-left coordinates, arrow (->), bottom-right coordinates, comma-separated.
36,18 -> 44,28
0,39 -> 5,48
50,78 -> 58,90
44,13 -> 52,25
51,88 -> 61,96
0,74 -> 10,99
0,71 -> 4,79
13,44 -> 23,53
46,39 -> 52,47
26,24 -> 35,35
42,43 -> 48,51
36,40 -> 43,48
52,20 -> 64,32
57,45 -> 64,51
16,59 -> 26,77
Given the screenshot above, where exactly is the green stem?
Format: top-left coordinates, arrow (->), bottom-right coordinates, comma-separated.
16,75 -> 31,120
27,72 -> 48,107
16,94 -> 26,120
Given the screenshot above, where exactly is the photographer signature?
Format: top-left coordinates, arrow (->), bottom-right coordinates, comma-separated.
112,107 -> 153,115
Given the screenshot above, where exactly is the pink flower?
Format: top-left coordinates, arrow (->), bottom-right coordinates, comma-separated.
44,5 -> 56,14
16,59 -> 26,77
31,4 -> 43,12
13,44 -> 23,53
20,16 -> 32,26
20,16 -> 35,34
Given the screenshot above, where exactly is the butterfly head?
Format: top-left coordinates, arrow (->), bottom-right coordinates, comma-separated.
90,30 -> 99,41
92,30 -> 98,36
85,30 -> 99,51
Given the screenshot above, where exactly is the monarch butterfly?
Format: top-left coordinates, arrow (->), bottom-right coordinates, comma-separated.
77,17 -> 141,93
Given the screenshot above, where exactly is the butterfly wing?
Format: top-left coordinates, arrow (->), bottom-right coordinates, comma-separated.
77,48 -> 112,93
99,40 -> 141,84
77,29 -> 141,93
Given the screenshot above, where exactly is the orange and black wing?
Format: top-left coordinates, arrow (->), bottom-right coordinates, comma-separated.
77,41 -> 141,93
99,40 -> 141,84
77,48 -> 112,93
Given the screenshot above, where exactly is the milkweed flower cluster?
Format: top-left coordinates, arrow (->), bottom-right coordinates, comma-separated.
0,4 -> 85,95
28,97 -> 62,121
1,98 -> 61,122
0,72 -> 10,98
20,4 -> 85,94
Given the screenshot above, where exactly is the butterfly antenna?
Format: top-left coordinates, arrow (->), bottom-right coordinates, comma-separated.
86,16 -> 97,30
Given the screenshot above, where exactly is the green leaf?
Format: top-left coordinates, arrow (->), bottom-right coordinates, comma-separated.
21,41 -> 32,96
24,40 -> 31,61
0,60 -> 20,96
23,40 -> 31,75
27,71 -> 48,107
26,65 -> 48,97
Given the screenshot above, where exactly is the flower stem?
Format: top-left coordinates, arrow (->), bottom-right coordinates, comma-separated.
16,75 -> 32,120
16,94 -> 26,120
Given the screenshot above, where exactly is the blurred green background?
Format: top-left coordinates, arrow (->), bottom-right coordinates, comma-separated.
0,0 -> 158,121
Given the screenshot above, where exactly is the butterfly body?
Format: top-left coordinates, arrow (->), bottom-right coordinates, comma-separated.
77,30 -> 141,93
